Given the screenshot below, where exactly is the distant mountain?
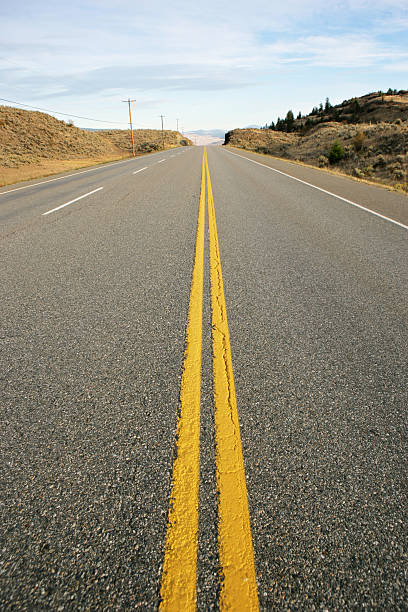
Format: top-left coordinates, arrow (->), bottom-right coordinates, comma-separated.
188,129 -> 226,139
244,124 -> 261,129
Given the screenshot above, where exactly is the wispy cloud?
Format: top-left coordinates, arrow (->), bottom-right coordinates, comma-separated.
259,34 -> 408,69
0,63 -> 254,99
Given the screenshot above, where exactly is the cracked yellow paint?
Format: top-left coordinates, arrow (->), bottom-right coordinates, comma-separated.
206,154 -> 259,611
160,150 -> 258,610
159,150 -> 206,611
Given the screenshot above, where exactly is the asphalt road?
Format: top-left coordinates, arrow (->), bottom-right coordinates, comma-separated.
1,145 -> 407,610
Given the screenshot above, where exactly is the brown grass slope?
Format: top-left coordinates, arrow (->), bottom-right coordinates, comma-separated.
0,105 -> 192,186
0,106 -> 121,167
225,92 -> 408,191
99,129 -> 192,154
294,90 -> 408,128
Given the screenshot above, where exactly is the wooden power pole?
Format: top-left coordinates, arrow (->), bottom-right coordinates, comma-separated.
122,99 -> 136,156
160,114 -> 165,149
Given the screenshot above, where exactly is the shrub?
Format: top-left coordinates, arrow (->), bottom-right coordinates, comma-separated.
374,154 -> 386,168
393,168 -> 405,179
363,165 -> 374,176
139,142 -> 160,152
328,140 -> 344,164
318,155 -> 329,167
343,144 -> 353,158
353,131 -> 366,152
394,182 -> 408,192
396,154 -> 405,163
389,162 -> 402,172
353,168 -> 363,178
394,118 -> 402,125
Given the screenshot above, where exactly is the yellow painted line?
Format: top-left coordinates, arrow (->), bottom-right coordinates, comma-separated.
159,150 -> 206,610
206,154 -> 259,611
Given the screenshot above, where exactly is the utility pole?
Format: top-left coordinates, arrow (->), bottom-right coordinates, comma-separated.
160,114 -> 165,149
176,118 -> 179,132
122,99 -> 136,156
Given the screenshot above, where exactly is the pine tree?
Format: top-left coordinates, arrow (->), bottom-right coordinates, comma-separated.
285,110 -> 295,131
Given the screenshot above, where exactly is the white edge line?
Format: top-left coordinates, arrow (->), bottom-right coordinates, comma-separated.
1,159 -> 133,195
42,187 -> 103,216
157,159 -> 165,163
0,147 -> 187,196
132,167 -> 148,175
226,150 -> 408,231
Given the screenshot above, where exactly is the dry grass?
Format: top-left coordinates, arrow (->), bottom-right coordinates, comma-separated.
225,121 -> 408,192
0,105 -> 192,187
0,156 -> 128,187
100,129 -> 192,154
0,106 -> 121,168
226,146 -> 406,194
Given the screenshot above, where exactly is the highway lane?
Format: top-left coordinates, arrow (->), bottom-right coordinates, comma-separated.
0,147 -> 190,231
206,146 -> 407,609
1,146 -> 202,609
225,146 -> 408,228
1,145 -> 407,609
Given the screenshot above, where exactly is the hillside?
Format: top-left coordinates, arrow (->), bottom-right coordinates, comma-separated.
99,129 -> 192,154
225,91 -> 408,191
0,106 -> 121,167
292,90 -> 408,131
0,106 -> 191,186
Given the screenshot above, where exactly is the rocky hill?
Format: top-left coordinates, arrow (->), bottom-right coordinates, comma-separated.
225,91 -> 408,191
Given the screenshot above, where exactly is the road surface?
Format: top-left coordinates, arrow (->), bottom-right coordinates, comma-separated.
1,145 -> 407,610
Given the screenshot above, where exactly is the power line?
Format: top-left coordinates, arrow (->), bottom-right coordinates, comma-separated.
0,97 -> 181,133
0,97 -> 127,125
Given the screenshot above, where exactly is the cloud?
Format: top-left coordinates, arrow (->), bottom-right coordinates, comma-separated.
3,64 -> 254,99
1,0 -> 407,108
260,34 -> 408,69
386,61 -> 408,72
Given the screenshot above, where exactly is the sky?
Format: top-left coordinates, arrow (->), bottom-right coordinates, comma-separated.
1,0 -> 407,132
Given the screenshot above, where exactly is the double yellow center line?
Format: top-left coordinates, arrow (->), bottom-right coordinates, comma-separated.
160,149 -> 259,611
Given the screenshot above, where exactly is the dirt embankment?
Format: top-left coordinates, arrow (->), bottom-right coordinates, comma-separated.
225,91 -> 408,191
0,106 -> 192,186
